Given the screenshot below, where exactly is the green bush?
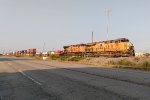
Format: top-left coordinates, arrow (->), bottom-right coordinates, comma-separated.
51,55 -> 60,60
108,59 -> 135,66
68,56 -> 85,61
60,56 -> 69,61
116,60 -> 135,66
51,55 -> 85,61
51,55 -> 69,61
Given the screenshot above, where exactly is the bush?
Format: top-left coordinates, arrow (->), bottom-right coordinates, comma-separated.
51,55 -> 61,60
68,56 -> 85,61
107,59 -> 135,66
116,60 -> 135,66
50,55 -> 85,61
15,55 -> 21,57
51,55 -> 70,61
60,56 -> 69,61
139,61 -> 150,70
34,56 -> 42,60
108,59 -> 150,70
107,60 -> 115,65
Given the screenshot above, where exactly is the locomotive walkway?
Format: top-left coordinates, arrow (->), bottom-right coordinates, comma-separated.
0,56 -> 150,100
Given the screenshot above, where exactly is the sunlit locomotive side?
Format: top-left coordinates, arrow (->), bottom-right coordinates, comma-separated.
63,38 -> 135,57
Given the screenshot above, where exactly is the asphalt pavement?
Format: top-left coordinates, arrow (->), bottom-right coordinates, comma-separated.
0,56 -> 150,100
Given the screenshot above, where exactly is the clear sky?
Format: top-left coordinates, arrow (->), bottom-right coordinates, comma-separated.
0,0 -> 150,53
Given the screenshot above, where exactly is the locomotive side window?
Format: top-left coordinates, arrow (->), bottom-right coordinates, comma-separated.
121,39 -> 129,42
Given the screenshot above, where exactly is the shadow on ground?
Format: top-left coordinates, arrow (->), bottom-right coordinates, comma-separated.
0,56 -> 30,62
0,65 -> 136,100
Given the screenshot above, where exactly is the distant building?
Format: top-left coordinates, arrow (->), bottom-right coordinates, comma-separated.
143,53 -> 150,57
50,50 -> 63,56
135,53 -> 144,57
42,52 -> 49,57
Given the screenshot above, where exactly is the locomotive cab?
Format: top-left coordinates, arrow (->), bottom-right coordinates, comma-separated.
127,42 -> 135,56
114,38 -> 135,56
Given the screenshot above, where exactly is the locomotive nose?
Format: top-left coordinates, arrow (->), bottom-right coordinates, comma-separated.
127,42 -> 134,49
127,42 -> 135,56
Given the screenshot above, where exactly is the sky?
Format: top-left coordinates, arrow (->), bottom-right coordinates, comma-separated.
0,0 -> 150,53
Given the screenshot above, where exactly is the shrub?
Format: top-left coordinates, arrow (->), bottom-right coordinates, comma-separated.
116,60 -> 135,66
108,59 -> 135,66
68,56 -> 85,61
34,56 -> 42,60
107,60 -> 115,65
51,55 -> 60,60
15,55 -> 21,57
60,56 -> 69,61
139,61 -> 150,70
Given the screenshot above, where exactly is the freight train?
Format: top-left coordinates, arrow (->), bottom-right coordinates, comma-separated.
7,49 -> 64,57
7,48 -> 36,56
63,38 -> 135,57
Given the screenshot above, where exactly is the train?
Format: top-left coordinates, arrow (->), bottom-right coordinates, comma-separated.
63,38 -> 135,57
6,38 -> 135,57
6,49 -> 64,57
7,48 -> 36,56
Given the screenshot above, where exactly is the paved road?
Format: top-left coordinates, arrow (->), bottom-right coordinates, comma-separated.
0,56 -> 150,100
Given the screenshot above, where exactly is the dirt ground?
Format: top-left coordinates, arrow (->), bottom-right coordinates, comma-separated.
78,57 -> 150,67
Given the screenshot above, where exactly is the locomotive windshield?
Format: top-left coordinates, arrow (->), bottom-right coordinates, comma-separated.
114,38 -> 129,42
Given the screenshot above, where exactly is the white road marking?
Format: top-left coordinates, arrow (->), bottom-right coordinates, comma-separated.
18,69 -> 42,86
7,62 -> 42,86
0,96 -> 2,100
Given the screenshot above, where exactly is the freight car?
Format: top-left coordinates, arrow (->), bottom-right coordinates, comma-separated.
63,38 -> 135,57
27,48 -> 36,56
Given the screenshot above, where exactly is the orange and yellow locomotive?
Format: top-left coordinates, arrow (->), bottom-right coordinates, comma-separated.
63,38 -> 135,57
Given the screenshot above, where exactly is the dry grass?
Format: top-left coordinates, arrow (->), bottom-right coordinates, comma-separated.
79,57 -> 150,70
16,55 -> 150,70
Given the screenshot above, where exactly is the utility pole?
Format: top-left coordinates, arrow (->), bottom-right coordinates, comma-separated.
43,42 -> 45,52
106,10 -> 111,40
3,50 -> 5,55
92,32 -> 93,43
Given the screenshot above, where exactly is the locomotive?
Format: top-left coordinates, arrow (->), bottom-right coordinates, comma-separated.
63,38 -> 135,57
